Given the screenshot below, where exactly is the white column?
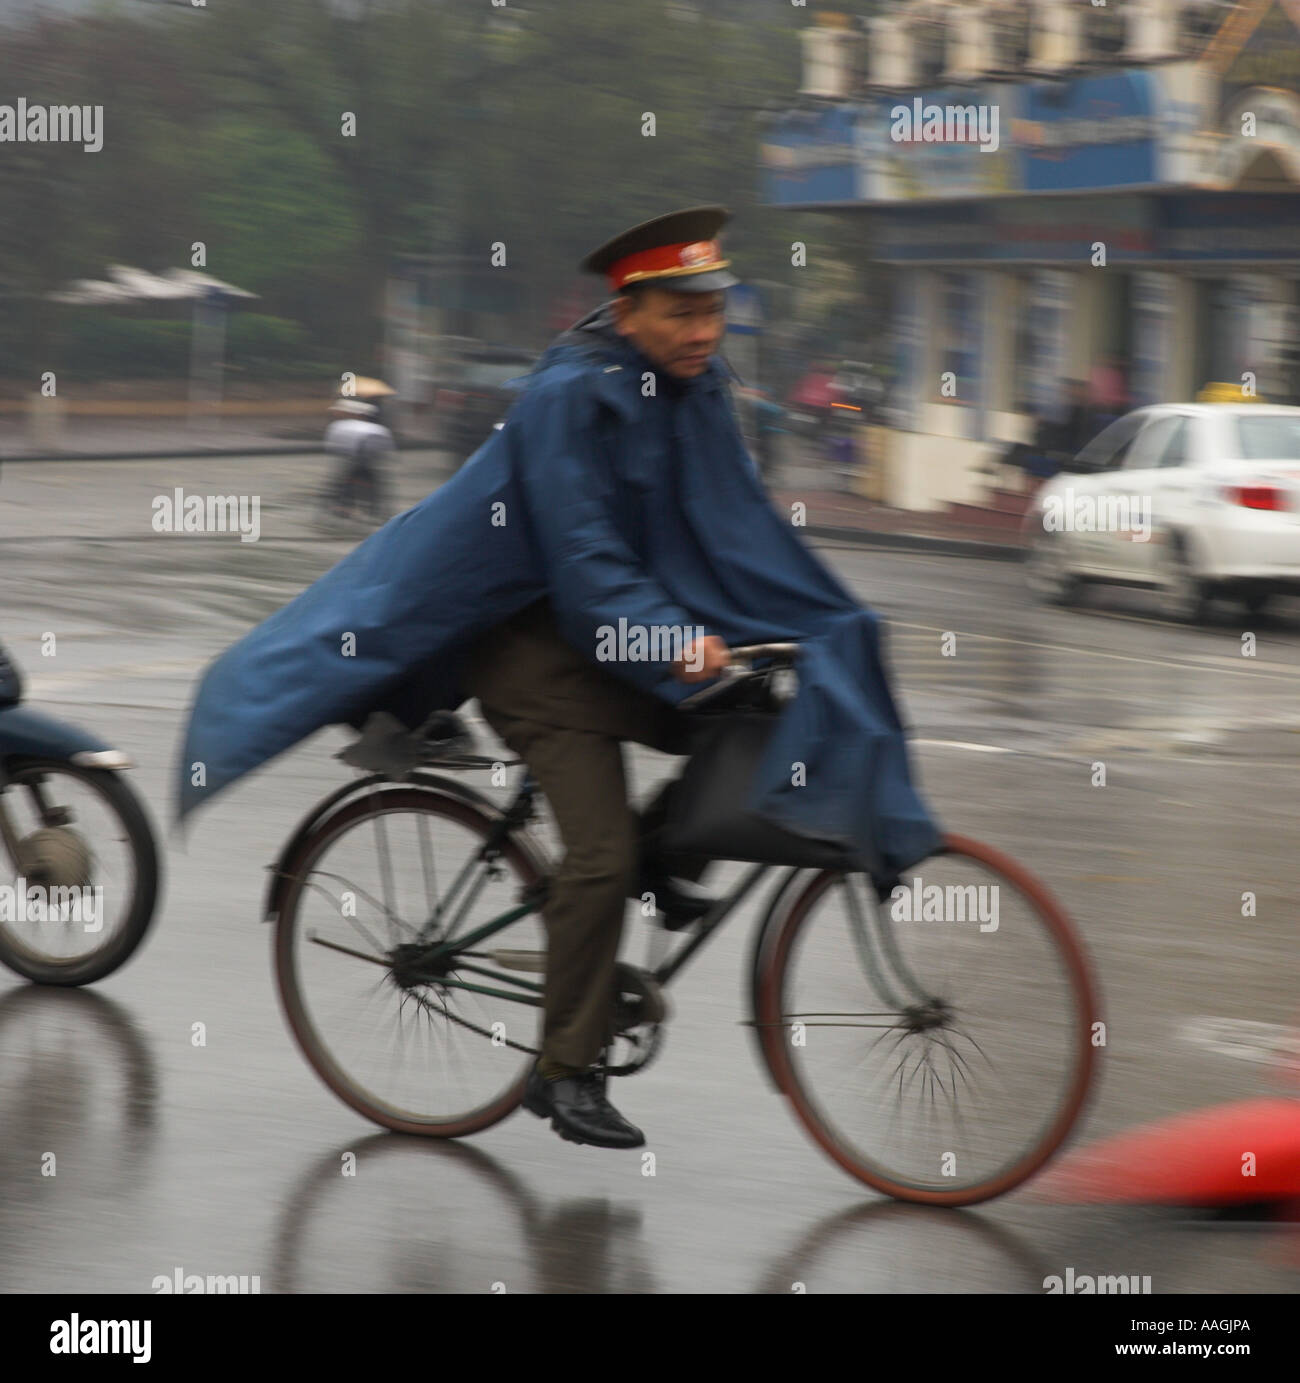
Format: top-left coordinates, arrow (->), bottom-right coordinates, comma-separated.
1025,269 -> 1073,417
1131,270 -> 1176,406
1167,276 -> 1198,401
1067,269 -> 1098,384
917,269 -> 941,421
1240,272 -> 1294,401
982,271 -> 1016,416
889,267 -> 929,433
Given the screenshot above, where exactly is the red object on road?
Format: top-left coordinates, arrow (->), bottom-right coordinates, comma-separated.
1029,1097 -> 1300,1205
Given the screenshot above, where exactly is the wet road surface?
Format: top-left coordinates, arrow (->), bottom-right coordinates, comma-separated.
2,452 -> 1298,1292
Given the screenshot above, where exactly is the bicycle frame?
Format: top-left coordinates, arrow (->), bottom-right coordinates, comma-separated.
402,642 -> 813,1005
299,642 -> 937,1030
406,775 -> 936,1025
414,769 -> 777,1006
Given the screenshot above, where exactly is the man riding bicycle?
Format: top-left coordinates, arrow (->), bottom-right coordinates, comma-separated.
177,205 -> 942,1154
460,208 -> 744,1146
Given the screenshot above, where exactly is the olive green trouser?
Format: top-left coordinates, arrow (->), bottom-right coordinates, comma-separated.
477,702 -> 706,1072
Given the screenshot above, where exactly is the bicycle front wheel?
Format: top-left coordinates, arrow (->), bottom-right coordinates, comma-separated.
755,834 -> 1099,1206
274,781 -> 548,1137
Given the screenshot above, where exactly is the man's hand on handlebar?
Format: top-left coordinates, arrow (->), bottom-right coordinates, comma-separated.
672,635 -> 731,684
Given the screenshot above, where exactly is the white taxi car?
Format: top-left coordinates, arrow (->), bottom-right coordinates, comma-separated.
1024,404 -> 1300,621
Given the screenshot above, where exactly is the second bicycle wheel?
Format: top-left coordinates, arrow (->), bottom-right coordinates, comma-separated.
755,834 -> 1100,1206
274,780 -> 548,1137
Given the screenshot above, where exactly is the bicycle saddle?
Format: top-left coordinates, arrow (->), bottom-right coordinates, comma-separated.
337,709 -> 477,776
417,710 -> 477,761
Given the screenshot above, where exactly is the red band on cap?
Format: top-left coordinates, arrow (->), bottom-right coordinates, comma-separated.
608,240 -> 725,289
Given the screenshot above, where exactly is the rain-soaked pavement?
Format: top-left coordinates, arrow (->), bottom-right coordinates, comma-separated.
2,449 -> 1298,1293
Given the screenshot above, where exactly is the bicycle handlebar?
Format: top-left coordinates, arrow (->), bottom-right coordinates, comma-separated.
725,642 -> 802,664
676,642 -> 801,710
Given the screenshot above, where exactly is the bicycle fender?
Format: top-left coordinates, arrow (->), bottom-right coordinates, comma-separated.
262,771 -> 549,923
262,774 -> 385,922
0,704 -> 115,764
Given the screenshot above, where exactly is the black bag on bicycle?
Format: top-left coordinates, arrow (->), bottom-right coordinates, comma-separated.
657,670 -> 874,873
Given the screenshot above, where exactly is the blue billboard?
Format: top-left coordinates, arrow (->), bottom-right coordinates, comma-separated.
1013,71 -> 1159,192
760,67 -> 1201,206
759,105 -> 859,205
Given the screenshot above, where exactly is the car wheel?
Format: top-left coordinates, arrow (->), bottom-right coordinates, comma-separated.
1159,535 -> 1212,624
1025,531 -> 1082,607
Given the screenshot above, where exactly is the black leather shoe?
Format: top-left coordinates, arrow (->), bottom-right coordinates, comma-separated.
521,1064 -> 645,1149
633,871 -> 717,929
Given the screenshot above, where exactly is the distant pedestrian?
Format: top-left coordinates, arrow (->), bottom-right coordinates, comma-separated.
324,399 -> 394,520
1024,413 -> 1061,482
790,362 -> 836,447
1020,381 -> 1098,482
1088,354 -> 1128,430
1057,379 -> 1098,457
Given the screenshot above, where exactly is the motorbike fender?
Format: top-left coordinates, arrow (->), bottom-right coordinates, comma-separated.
0,704 -> 117,764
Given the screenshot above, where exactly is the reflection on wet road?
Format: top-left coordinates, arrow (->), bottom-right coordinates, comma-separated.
1,453 -> 1297,1291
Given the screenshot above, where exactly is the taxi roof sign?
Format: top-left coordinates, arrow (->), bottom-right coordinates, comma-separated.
1196,381 -> 1265,404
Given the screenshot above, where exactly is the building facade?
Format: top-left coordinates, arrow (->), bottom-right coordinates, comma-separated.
762,0 -> 1300,510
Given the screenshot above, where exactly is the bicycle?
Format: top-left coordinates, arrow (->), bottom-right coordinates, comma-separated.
266,645 -> 1100,1206
314,462 -> 392,530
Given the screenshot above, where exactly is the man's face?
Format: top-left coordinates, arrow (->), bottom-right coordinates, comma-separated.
614,287 -> 726,379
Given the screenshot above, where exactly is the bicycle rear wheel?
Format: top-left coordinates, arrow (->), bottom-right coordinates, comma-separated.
755,834 -> 1099,1206
274,781 -> 548,1136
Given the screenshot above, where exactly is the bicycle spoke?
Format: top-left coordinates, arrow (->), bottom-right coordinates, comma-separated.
298,870 -> 420,944
417,810 -> 438,919
369,805 -> 400,945
305,932 -> 389,967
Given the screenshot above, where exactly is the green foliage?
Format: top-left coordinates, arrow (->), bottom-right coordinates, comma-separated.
54,315 -> 192,378
195,117 -> 364,295
47,311 -> 321,379
0,0 -> 876,375
226,313 -> 319,372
